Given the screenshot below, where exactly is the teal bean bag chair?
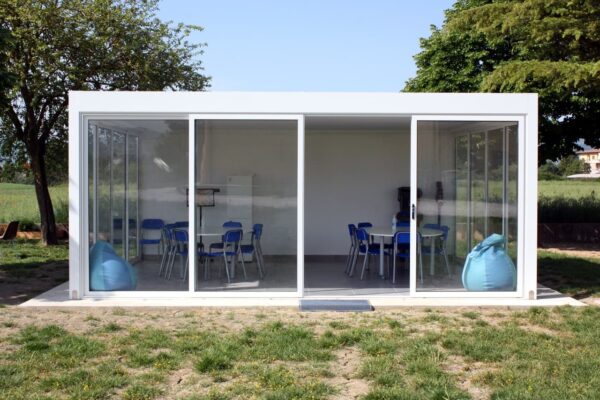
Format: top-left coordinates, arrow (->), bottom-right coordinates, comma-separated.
462,234 -> 516,291
90,240 -> 137,291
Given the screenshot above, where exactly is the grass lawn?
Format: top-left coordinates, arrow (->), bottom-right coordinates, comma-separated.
538,249 -> 600,299
0,245 -> 598,398
538,179 -> 599,199
1,306 -> 600,400
0,240 -> 68,305
0,182 -> 68,225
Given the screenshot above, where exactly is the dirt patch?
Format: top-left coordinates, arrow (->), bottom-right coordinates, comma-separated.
444,355 -> 493,400
0,261 -> 68,305
327,347 -> 370,399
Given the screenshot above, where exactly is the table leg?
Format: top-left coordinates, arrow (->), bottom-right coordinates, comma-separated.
380,236 -> 385,278
430,237 -> 435,275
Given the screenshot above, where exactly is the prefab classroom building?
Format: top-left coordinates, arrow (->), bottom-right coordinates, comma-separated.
68,92 -> 538,301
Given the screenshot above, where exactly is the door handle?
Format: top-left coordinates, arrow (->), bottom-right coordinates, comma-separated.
411,204 -> 416,220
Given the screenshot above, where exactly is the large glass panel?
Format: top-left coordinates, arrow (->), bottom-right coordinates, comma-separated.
127,136 -> 139,262
194,119 -> 298,292
416,121 -> 519,292
111,132 -> 126,257
96,128 -> 111,244
88,120 -> 188,291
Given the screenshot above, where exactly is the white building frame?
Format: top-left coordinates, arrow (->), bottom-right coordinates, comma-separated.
68,92 -> 538,301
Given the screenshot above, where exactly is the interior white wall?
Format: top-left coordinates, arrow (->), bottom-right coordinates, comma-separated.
305,128 -> 410,255
196,120 -> 298,255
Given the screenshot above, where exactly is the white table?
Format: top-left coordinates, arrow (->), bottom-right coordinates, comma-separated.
367,226 -> 444,278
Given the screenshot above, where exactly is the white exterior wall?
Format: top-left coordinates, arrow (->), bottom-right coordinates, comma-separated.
68,92 -> 538,300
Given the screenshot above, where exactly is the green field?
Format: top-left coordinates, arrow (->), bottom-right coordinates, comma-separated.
0,183 -> 68,225
539,179 -> 599,198
0,180 -> 597,226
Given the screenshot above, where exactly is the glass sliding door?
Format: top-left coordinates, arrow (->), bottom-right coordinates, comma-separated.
191,117 -> 299,294
413,119 -> 520,293
88,119 -> 188,292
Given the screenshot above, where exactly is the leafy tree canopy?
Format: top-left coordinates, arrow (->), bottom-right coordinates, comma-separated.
405,0 -> 600,162
0,0 -> 210,244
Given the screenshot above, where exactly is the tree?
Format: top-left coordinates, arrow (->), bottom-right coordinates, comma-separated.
538,160 -> 560,180
0,0 -> 209,244
558,155 -> 590,176
404,0 -> 600,163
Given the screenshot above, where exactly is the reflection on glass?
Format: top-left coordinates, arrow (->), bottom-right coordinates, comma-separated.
88,120 -> 188,291
194,120 -> 298,292
417,121 -> 519,292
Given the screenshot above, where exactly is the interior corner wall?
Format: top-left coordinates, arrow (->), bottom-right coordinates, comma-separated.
305,128 -> 410,255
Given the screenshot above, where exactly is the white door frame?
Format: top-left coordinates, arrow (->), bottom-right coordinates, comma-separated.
410,115 -> 526,298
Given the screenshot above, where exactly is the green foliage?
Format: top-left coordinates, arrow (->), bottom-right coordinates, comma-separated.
558,155 -> 590,176
0,0 -> 210,243
538,160 -> 561,180
405,0 -> 600,162
539,194 -> 600,223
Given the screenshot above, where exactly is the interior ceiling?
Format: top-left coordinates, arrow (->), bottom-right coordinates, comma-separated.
305,115 -> 411,131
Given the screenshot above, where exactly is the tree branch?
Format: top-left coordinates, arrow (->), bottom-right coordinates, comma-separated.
39,100 -> 66,143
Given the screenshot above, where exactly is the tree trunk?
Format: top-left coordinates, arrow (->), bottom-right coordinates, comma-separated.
29,141 -> 58,245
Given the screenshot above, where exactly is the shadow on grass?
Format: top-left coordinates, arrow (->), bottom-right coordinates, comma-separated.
0,240 -> 68,305
538,250 -> 600,299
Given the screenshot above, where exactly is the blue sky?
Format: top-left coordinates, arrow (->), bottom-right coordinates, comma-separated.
157,1 -> 455,91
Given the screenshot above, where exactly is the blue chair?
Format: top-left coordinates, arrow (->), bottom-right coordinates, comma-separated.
167,229 -> 189,280
344,224 -> 358,274
421,223 -> 451,277
209,221 -> 243,252
353,228 -> 389,280
357,222 -> 374,244
201,229 -> 245,283
240,224 -> 265,278
140,219 -> 165,259
390,231 -> 411,284
385,221 -> 410,252
159,224 -> 177,277
173,221 -> 189,228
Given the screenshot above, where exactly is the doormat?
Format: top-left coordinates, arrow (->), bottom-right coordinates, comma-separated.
299,299 -> 373,312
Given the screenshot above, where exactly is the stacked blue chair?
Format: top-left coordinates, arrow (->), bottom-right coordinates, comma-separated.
167,229 -> 189,280
140,219 -> 165,259
159,223 -> 177,277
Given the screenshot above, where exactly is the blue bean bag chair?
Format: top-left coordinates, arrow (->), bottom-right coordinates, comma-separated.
90,240 -> 137,291
462,234 -> 516,291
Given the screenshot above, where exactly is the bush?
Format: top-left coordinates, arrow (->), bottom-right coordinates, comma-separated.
539,194 -> 600,223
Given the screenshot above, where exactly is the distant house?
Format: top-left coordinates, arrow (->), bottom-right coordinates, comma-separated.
576,149 -> 600,175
